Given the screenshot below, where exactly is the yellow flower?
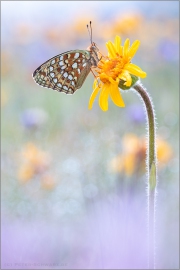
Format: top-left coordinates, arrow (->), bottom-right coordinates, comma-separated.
89,36 -> 146,111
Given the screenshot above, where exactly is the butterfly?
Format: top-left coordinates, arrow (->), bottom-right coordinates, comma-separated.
33,22 -> 100,95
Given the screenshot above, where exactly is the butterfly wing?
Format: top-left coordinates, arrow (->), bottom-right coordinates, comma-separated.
33,50 -> 92,94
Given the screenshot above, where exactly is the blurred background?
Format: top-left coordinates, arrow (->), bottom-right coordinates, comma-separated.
1,1 -> 179,269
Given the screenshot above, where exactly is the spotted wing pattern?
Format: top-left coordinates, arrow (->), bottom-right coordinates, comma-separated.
33,50 -> 92,94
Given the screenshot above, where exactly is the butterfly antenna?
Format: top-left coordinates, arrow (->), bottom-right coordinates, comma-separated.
90,21 -> 93,44
87,21 -> 93,44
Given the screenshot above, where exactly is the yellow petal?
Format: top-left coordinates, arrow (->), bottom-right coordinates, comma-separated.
128,40 -> 140,59
123,39 -> 130,58
100,72 -> 109,82
114,36 -> 121,55
109,77 -> 118,85
99,84 -> 109,111
119,71 -> 132,87
93,79 -> 98,90
109,83 -> 125,107
125,72 -> 132,86
88,85 -> 100,110
124,63 -> 147,78
124,78 -> 132,87
106,41 -> 117,58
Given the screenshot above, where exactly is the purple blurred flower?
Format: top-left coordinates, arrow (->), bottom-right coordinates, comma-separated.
1,194 -> 148,269
159,39 -> 179,62
20,108 -> 48,129
127,104 -> 145,124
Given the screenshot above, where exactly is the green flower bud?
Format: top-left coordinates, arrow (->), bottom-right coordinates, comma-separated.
119,74 -> 139,90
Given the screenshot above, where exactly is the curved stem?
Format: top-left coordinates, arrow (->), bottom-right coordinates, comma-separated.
133,83 -> 157,269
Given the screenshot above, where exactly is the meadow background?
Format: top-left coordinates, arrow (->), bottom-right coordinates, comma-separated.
1,1 -> 179,269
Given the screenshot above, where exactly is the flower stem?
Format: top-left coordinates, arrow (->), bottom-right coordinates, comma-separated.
133,83 -> 157,269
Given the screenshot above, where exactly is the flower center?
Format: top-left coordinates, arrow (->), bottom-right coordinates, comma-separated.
97,56 -> 125,84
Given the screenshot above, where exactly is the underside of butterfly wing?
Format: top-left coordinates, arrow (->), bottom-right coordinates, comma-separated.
33,50 -> 92,94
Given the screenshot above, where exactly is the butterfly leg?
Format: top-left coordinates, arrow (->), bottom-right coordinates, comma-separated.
90,68 -> 101,88
98,51 -> 108,61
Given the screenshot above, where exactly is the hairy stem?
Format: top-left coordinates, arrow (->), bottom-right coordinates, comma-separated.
133,83 -> 157,269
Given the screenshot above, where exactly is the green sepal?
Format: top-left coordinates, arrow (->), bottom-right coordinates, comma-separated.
118,74 -> 139,90
149,162 -> 156,191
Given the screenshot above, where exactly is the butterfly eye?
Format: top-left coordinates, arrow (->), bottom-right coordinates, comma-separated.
93,45 -> 99,51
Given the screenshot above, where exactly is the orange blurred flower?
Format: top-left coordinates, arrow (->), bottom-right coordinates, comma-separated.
1,52 -> 12,77
1,89 -> 8,107
18,142 -> 51,183
110,134 -> 173,176
15,23 -> 34,45
18,164 -> 35,183
74,17 -> 95,35
22,143 -> 50,172
157,137 -> 173,165
112,13 -> 144,36
41,174 -> 56,190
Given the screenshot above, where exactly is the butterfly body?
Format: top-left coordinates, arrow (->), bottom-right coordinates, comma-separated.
33,43 -> 100,95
